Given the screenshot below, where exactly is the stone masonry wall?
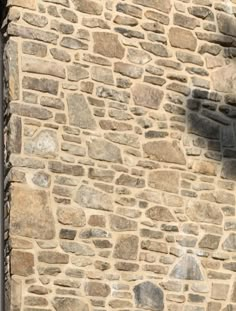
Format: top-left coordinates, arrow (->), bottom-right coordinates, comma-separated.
3,0 -> 236,310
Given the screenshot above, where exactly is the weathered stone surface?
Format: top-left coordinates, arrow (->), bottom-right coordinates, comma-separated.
149,170 -> 179,193
141,42 -> 170,57
48,161 -> 84,176
116,3 -> 142,18
211,63 -> 236,93
38,251 -> 69,264
134,282 -> 164,311
115,174 -> 145,188
60,241 -> 95,256
6,39 -> 19,100
57,206 -> 86,227
67,64 -> 89,82
131,83 -> 164,110
105,132 -> 139,148
88,139 -> 122,163
222,233 -> 236,252
22,76 -> 58,95
128,48 -> 152,64
188,113 -> 220,139
97,86 -> 130,103
24,130 -> 58,158
60,37 -> 88,49
75,185 -> 113,211
8,115 -> 21,154
109,215 -> 137,231
211,283 -> 229,301
72,0 -> 102,15
170,255 -> 204,280
85,282 -> 110,297
23,12 -> 48,27
91,66 -> 114,85
133,0 -> 171,13
217,13 -> 236,37
11,251 -> 34,277
67,93 -> 96,130
146,206 -> 176,222
113,235 -> 139,260
143,141 -> 186,165
199,234 -> 221,250
93,32 -> 125,59
8,23 -> 58,44
186,201 -> 223,225
11,186 -> 55,239
114,62 -> 143,79
221,160 -> 236,181
169,27 -> 197,51
53,297 -> 89,311
141,240 -> 168,254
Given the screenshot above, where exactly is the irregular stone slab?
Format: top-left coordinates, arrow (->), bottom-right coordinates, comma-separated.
116,2 -> 142,18
131,83 -> 164,110
217,13 -> 236,37
114,62 -> 143,79
22,77 -> 58,95
91,66 -> 114,85
8,115 -> 21,153
57,206 -> 86,227
53,297 -> 89,311
22,57 -> 65,79
109,215 -> 137,231
8,23 -> 58,44
141,42 -> 170,57
221,160 -> 236,181
96,86 -> 129,103
143,141 -> 186,165
223,233 -> 236,252
38,251 -> 69,264
48,161 -> 84,176
60,37 -> 88,50
199,234 -> 221,250
169,27 -> 197,51
105,132 -> 139,148
115,174 -> 145,188
67,94 -> 96,130
24,129 -> 58,158
170,255 -> 204,280
88,139 -> 122,163
71,0 -> 102,15
113,234 -> 139,260
141,240 -> 168,254
134,281 -> 164,311
127,48 -> 152,64
60,241 -> 95,256
75,185 -> 113,211
11,250 -> 34,277
11,186 -> 55,239
93,32 -> 125,59
85,282 -> 110,297
133,0 -> 171,13
148,170 -> 179,193
211,63 -> 236,93
186,201 -> 223,225
188,113 -> 220,139
146,206 -> 176,222
6,39 -> 19,100
67,65 -> 89,82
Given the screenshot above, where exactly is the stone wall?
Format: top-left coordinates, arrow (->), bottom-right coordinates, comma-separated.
3,0 -> 236,310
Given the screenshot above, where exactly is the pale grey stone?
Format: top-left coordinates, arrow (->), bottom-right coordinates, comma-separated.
24,130 -> 58,158
67,94 -> 96,130
186,201 -> 223,225
127,48 -> 152,64
149,170 -> 179,193
53,297 -> 89,311
91,66 -> 114,85
75,185 -> 113,211
131,83 -> 164,110
88,139 -> 122,163
223,233 -> 236,252
170,255 -> 204,280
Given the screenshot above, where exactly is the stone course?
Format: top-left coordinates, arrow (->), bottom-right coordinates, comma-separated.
2,0 -> 236,310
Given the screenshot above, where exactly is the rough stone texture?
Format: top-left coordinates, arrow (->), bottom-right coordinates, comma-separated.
11,186 -> 55,239
134,282 -> 164,311
4,0 -> 236,310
